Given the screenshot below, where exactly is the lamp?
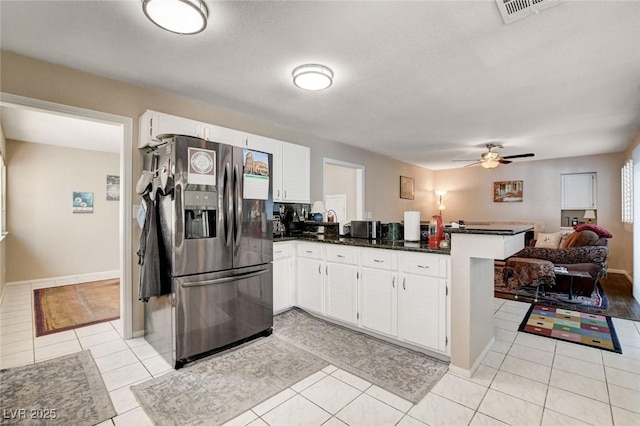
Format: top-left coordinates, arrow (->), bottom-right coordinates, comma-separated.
143,0 -> 208,35
311,201 -> 326,221
292,64 -> 334,91
435,190 -> 447,212
584,210 -> 596,223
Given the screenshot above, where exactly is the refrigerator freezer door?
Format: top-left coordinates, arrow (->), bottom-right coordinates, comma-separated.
173,265 -> 273,364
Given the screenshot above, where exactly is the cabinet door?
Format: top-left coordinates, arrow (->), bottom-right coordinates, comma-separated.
246,135 -> 283,201
360,268 -> 397,337
273,257 -> 292,314
296,257 -> 323,314
399,274 -> 447,351
326,263 -> 358,325
562,173 -> 597,209
281,141 -> 310,203
157,112 -> 197,140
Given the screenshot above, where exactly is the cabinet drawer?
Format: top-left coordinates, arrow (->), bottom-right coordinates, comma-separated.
401,253 -> 448,278
273,243 -> 292,259
325,246 -> 357,265
296,243 -> 323,259
360,248 -> 397,270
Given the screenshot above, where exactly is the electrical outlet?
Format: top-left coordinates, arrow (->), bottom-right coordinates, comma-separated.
366,211 -> 372,219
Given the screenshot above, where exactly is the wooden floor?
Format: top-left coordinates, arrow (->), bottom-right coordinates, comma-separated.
599,272 -> 640,321
496,272 -> 640,321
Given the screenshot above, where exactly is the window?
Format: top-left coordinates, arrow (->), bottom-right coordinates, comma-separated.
622,158 -> 633,224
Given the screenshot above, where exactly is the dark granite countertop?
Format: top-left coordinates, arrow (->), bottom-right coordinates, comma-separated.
445,224 -> 533,235
273,235 -> 450,255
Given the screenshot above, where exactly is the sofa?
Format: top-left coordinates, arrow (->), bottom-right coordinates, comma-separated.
507,224 -> 611,295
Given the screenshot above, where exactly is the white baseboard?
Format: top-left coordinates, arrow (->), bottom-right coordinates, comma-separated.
1,270 -> 120,304
448,336 -> 495,379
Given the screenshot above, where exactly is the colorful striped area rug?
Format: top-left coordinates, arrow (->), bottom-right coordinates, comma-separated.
518,304 -> 622,353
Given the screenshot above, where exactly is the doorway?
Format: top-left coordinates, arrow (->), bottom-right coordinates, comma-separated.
323,158 -> 365,234
0,92 -> 133,339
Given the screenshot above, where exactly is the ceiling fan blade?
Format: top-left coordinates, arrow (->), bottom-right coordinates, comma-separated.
451,159 -> 478,162
499,159 -> 512,164
464,161 -> 481,167
501,153 -> 535,160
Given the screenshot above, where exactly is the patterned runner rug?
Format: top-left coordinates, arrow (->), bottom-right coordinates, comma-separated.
131,335 -> 328,426
34,279 -> 119,336
0,350 -> 116,425
274,308 -> 449,404
519,304 -> 622,353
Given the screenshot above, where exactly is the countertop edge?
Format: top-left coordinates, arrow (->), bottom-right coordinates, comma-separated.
273,235 -> 450,255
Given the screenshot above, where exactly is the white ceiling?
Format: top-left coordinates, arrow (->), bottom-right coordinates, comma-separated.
0,106 -> 122,153
1,1 -> 639,169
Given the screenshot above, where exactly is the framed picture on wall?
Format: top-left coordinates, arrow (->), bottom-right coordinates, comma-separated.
493,180 -> 523,202
400,176 -> 415,200
73,191 -> 94,213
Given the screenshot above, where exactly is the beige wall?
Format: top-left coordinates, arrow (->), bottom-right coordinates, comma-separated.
434,152 -> 627,271
6,140 -> 119,281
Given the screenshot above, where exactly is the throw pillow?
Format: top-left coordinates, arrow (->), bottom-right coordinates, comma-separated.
574,223 -> 613,238
566,230 -> 600,247
561,232 -> 578,248
534,232 -> 562,248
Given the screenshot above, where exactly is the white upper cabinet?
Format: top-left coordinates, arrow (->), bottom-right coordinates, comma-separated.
561,173 -> 597,209
138,110 -> 310,203
281,142 -> 310,203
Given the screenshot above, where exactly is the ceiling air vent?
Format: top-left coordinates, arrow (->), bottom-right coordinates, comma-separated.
495,0 -> 562,24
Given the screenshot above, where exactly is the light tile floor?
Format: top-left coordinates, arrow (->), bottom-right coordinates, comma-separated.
2,281 -> 640,425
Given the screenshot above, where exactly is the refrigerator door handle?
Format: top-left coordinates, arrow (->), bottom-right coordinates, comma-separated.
181,268 -> 269,287
234,164 -> 242,247
224,163 -> 233,247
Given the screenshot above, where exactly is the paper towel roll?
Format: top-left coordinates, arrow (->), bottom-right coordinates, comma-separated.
404,211 -> 421,242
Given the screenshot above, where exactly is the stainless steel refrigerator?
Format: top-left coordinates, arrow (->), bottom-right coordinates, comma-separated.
143,135 -> 273,368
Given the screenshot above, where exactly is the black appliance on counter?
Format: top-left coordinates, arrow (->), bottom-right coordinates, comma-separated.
350,220 -> 382,239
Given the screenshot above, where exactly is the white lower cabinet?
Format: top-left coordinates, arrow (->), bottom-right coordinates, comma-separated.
296,244 -> 324,315
399,273 -> 447,351
325,246 -> 358,325
273,243 -> 293,314
288,242 -> 449,355
360,267 -> 397,337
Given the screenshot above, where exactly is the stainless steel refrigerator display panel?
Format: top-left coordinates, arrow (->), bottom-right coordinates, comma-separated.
142,135 -> 273,368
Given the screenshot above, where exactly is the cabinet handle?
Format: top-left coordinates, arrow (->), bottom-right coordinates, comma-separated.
284,190 -> 287,198
318,265 -> 321,274
403,278 -> 406,290
374,259 -> 384,263
326,266 -> 328,275
337,254 -> 345,258
392,276 -> 395,288
275,250 -> 282,254
417,265 -> 430,269
306,250 -> 313,253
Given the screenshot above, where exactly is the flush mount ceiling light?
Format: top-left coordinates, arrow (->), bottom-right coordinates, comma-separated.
143,0 -> 208,35
292,64 -> 334,91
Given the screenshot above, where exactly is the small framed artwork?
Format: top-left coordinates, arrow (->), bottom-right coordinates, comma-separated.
400,176 -> 415,200
106,175 -> 120,201
494,180 -> 523,202
73,191 -> 94,213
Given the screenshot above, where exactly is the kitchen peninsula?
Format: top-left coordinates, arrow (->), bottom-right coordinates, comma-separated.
275,223 -> 531,376
447,224 -> 533,376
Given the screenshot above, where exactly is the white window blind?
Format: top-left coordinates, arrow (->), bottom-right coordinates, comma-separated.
622,158 -> 633,223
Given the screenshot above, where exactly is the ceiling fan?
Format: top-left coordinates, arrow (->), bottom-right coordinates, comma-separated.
452,143 -> 535,169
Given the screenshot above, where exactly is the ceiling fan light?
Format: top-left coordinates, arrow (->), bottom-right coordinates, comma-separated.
481,159 -> 500,169
143,0 -> 208,35
292,64 -> 333,91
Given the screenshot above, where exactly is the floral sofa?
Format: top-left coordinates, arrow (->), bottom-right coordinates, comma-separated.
509,224 -> 611,295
